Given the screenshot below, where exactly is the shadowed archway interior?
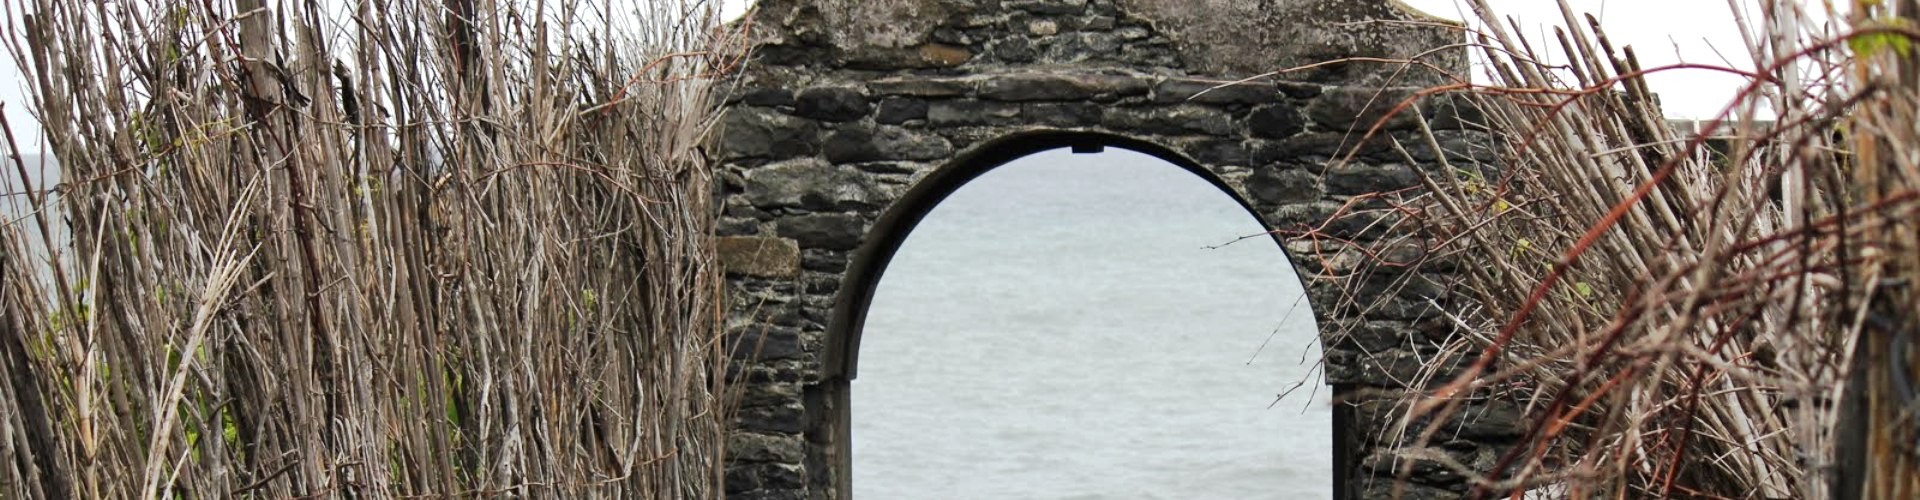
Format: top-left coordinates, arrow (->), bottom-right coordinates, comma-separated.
851,145 -> 1335,498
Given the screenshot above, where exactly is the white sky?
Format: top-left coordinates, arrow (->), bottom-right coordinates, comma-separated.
0,1 -> 1836,149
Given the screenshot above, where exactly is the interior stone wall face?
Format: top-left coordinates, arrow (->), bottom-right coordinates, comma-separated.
712,1 -> 1518,498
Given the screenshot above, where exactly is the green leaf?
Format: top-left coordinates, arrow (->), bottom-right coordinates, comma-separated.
1852,20 -> 1915,58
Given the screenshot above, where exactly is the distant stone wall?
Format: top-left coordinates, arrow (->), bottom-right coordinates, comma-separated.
714,1 -> 1520,499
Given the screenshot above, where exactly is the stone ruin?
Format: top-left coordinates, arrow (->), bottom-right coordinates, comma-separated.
712,1 -> 1523,498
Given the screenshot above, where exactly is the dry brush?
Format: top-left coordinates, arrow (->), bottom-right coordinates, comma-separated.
0,0 -> 746,497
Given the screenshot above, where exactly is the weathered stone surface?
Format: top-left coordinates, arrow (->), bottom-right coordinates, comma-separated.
775,213 -> 867,251
978,72 -> 1152,101
718,237 -> 802,278
1249,102 -> 1307,138
992,36 -> 1038,62
731,433 -> 807,463
729,325 -> 806,362
1353,481 -> 1463,500
727,462 -> 808,496
868,76 -> 981,97
1115,0 -> 1464,83
744,159 -> 889,211
1446,402 -> 1525,439
928,100 -> 1023,127
1245,168 -> 1323,205
1186,138 -> 1252,166
1269,200 -> 1381,239
736,404 -> 806,434
1324,347 -> 1469,386
1276,132 -> 1400,163
792,86 -> 872,122
1007,0 -> 1088,14
1308,87 -> 1423,132
1326,163 -> 1421,195
1023,102 -> 1103,127
918,43 -> 975,66
739,88 -> 795,107
1039,32 -> 1125,63
841,43 -> 977,70
822,125 -> 954,163
1102,106 -> 1234,136
739,381 -> 803,409
875,98 -> 929,124
1361,448 -> 1469,486
722,108 -> 820,159
1153,78 -> 1278,105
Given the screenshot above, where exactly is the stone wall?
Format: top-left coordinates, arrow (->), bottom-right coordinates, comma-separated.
714,1 -> 1521,498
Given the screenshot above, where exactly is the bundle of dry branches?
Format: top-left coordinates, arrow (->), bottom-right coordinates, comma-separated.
1345,0 -> 1920,497
0,0 -> 745,497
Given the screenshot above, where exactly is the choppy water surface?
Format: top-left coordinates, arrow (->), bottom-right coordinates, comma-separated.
855,149 -> 1333,499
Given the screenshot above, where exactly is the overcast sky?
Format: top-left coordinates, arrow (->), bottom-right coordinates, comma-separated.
0,0 -> 1834,150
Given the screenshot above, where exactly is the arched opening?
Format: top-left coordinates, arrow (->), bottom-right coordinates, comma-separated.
831,133 -> 1335,497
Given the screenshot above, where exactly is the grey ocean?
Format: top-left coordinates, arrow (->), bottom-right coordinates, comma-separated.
853,149 -> 1334,499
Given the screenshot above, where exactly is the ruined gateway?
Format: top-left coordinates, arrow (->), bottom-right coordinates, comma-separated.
713,1 -> 1523,498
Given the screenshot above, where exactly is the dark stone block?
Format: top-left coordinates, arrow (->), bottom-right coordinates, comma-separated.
1325,163 -> 1421,195
1361,449 -> 1469,487
1007,0 -> 1089,14
875,98 -> 929,124
1040,32 -> 1122,63
1122,44 -> 1183,69
1335,320 -> 1416,352
725,464 -> 759,493
992,36 -> 1039,63
1275,132 -> 1399,163
1324,348 -> 1468,387
1249,102 -> 1306,139
1187,138 -> 1251,166
753,45 -> 821,68
1446,402 -> 1525,439
718,217 -> 760,237
1245,169 -> 1322,205
1428,94 -> 1488,131
801,249 -> 849,273
1277,81 -> 1325,99
1308,87 -> 1422,132
804,275 -> 840,295
928,100 -> 1023,127
756,463 -> 806,490
1154,78 -> 1278,105
744,159 -> 889,211
725,432 -> 802,465
978,72 -> 1152,101
1101,106 -> 1233,136
736,404 -> 806,434
868,76 -> 980,97
728,490 -> 806,500
776,213 -> 867,251
932,26 -> 970,45
822,125 -> 954,163
1269,201 -> 1382,240
1023,102 -> 1102,127
729,326 -> 805,362
722,108 -> 820,160
740,88 -> 795,107
792,86 -> 872,122
739,381 -> 803,409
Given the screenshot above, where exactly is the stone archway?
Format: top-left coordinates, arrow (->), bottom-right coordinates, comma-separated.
713,1 -> 1513,498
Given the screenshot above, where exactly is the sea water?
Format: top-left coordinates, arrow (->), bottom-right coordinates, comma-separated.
854,148 -> 1334,499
